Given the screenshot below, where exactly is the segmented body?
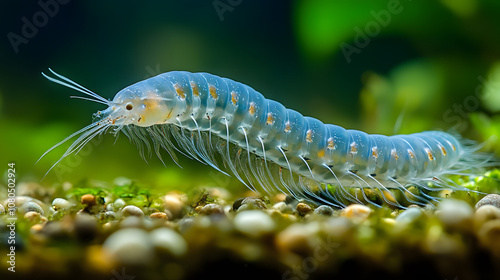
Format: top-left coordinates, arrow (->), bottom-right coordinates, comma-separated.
41,70 -> 486,208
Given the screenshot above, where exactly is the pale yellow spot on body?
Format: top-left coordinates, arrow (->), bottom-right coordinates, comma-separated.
327,137 -> 335,150
317,149 -> 325,158
391,149 -> 399,160
284,121 -> 291,133
190,81 -> 199,97
350,142 -> 357,154
174,83 -> 185,100
371,147 -> 378,159
209,85 -> 218,99
266,113 -> 275,125
439,144 -> 447,156
407,149 -> 415,159
425,148 -> 434,161
231,91 -> 238,105
306,129 -> 313,143
249,102 -> 256,115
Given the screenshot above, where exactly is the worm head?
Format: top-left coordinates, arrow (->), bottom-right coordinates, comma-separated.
105,83 -> 177,127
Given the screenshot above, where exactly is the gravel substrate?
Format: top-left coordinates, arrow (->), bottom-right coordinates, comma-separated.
1,172 -> 500,280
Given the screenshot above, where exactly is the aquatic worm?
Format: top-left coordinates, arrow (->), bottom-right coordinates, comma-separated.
39,69 -> 493,208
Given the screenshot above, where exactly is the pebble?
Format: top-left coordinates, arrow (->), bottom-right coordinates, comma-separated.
234,210 -> 275,238
198,203 -> 224,215
103,228 -> 153,265
395,208 -> 423,224
113,198 -> 126,210
236,197 -> 267,212
24,211 -> 44,223
273,193 -> 287,202
271,202 -> 288,212
105,203 -> 115,211
340,204 -> 371,222
149,212 -> 168,219
296,203 -> 313,216
81,194 -> 96,206
52,198 -> 73,211
313,205 -> 334,216
163,194 -> 185,217
322,217 -> 353,238
276,222 -> 321,254
436,199 -> 473,228
477,220 -> 500,255
20,201 -> 44,215
74,213 -> 98,241
0,204 -> 5,214
42,221 -> 66,239
474,205 -> 500,230
475,194 -> 500,210
120,216 -> 144,228
104,211 -> 117,220
149,228 -> 188,257
121,205 -> 144,217
30,223 -> 44,234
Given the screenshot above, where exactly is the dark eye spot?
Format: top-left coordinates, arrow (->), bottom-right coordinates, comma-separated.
125,103 -> 133,110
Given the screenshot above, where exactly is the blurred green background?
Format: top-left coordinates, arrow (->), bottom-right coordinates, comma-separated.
1,0 -> 500,190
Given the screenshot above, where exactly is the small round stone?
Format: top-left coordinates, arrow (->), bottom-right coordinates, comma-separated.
113,198 -> 126,210
271,202 -> 287,212
24,211 -> 42,223
199,204 -> 224,215
30,223 -> 44,234
477,220 -> 500,255
104,211 -> 117,220
236,197 -> 267,212
52,198 -> 73,211
81,194 -> 96,206
313,205 -> 334,216
149,228 -> 187,257
395,208 -> 423,224
163,194 -> 185,217
276,222 -> 321,254
149,212 -> 168,219
340,204 -> 371,222
121,205 -> 144,217
436,199 -> 473,228
475,194 -> 500,210
74,213 -> 98,241
273,193 -> 287,202
296,203 -> 313,216
42,221 -> 66,239
106,203 -> 115,211
20,201 -> 44,215
103,228 -> 153,265
474,205 -> 500,230
234,210 -> 275,238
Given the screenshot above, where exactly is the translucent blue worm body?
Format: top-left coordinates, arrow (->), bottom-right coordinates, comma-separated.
41,69 -> 489,208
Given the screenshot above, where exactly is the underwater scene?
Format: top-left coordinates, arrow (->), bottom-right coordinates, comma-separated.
2,1 -> 500,279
